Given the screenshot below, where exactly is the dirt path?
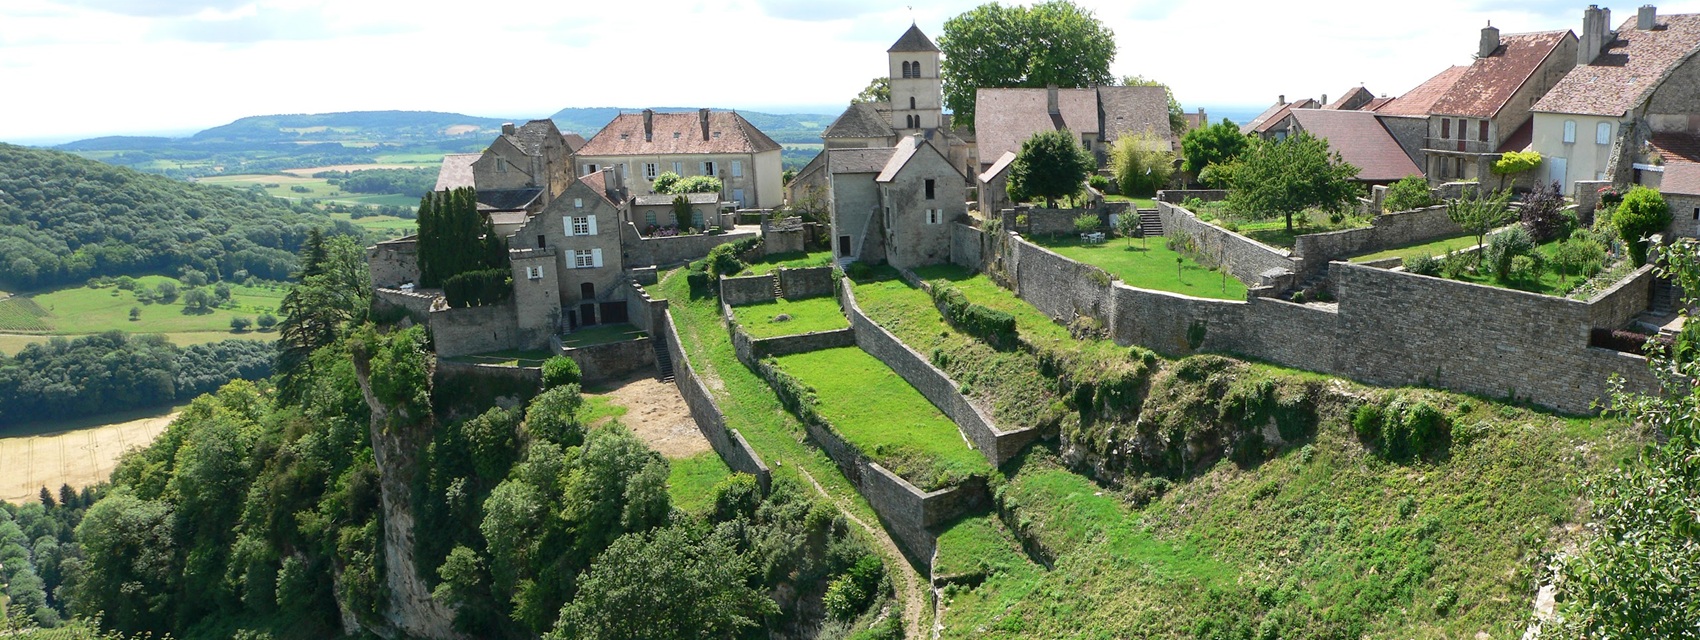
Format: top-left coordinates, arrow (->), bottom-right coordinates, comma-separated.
590,374 -> 709,459
796,467 -> 926,639
0,412 -> 177,504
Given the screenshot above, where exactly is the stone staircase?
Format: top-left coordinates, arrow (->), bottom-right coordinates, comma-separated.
1650,277 -> 1677,315
770,273 -> 784,299
653,337 -> 676,383
1137,208 -> 1163,237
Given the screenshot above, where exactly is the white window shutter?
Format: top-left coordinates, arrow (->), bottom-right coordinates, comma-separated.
587,215 -> 598,236
591,248 -> 604,268
567,250 -> 578,268
562,216 -> 574,236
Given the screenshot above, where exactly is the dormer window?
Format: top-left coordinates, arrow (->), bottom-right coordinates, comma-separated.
619,133 -> 629,140
673,132 -> 681,139
713,131 -> 721,139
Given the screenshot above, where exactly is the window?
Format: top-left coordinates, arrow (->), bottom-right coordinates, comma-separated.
712,131 -> 721,139
1441,118 -> 1450,139
582,163 -> 597,175
910,96 -> 916,110
495,158 -> 507,173
535,235 -> 545,249
1479,120 -> 1489,142
673,132 -> 680,139
645,211 -> 657,226
1457,119 -> 1465,140
925,179 -> 935,200
573,216 -> 591,235
573,198 -> 583,209
926,209 -> 941,225
702,161 -> 717,176
672,161 -> 683,174
901,61 -> 911,78
575,251 -> 594,268
731,161 -> 742,177
644,163 -> 658,180
525,265 -> 543,280
1596,122 -> 1612,145
1692,207 -> 1698,221
1563,120 -> 1576,143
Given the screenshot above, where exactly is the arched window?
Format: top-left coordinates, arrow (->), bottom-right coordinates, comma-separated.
911,60 -> 921,77
901,61 -> 912,78
909,97 -> 916,110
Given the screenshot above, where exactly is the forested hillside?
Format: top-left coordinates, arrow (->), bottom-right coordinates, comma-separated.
0,144 -> 360,289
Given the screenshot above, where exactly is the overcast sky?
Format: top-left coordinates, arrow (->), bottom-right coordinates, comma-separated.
3,0 -> 1698,143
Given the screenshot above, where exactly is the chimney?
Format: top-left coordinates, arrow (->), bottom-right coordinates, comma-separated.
1321,94 -> 1328,107
1278,94 -> 1286,106
699,108 -> 710,141
501,122 -> 515,136
1580,5 -> 1612,65
1047,85 -> 1059,115
642,109 -> 654,142
1639,4 -> 1657,29
1480,21 -> 1501,58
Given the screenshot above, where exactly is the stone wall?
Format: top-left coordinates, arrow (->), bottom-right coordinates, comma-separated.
624,280 -> 670,338
1158,201 -> 1296,287
564,336 -> 655,385
754,329 -> 857,359
1156,189 -> 1228,204
1007,236 -> 1116,327
1585,264 -> 1655,330
1010,207 -> 1099,237
624,222 -> 759,269
951,223 -> 986,270
375,288 -> 436,323
778,267 -> 835,299
1575,180 -> 1611,217
368,237 -> 420,289
428,302 -> 520,359
841,280 -> 1042,464
1291,205 -> 1460,268
720,274 -> 778,306
661,310 -> 772,491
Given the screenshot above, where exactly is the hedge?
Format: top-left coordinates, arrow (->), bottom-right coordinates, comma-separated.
929,283 -> 1017,345
443,268 -> 513,308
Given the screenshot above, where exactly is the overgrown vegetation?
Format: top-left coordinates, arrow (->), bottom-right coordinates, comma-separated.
0,332 -> 272,428
1381,175 -> 1435,213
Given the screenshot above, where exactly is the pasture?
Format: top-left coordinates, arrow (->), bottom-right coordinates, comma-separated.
0,276 -> 285,346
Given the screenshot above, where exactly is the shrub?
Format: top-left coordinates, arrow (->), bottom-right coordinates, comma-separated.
1073,213 -> 1100,234
541,356 -> 581,390
705,243 -> 746,280
1519,181 -> 1568,242
230,316 -> 253,331
1509,254 -> 1545,282
685,268 -> 711,293
1088,174 -> 1110,193
1613,187 -> 1671,266
930,283 -> 1017,345
1352,403 -> 1382,441
1404,253 -> 1441,276
156,281 -> 179,303
1382,176 -> 1435,213
443,268 -> 513,308
1483,226 -> 1535,281
822,556 -> 885,621
1589,327 -> 1667,355
1440,250 -> 1472,278
256,312 -> 278,329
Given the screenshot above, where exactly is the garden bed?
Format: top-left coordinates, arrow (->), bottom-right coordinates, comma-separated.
730,296 -> 848,338
1027,236 -> 1247,300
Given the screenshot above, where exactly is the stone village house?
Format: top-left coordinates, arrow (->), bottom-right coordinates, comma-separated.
573,109 -> 784,210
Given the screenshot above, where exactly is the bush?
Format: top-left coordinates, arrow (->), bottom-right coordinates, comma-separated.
1519,181 -> 1568,242
822,555 -> 885,621
541,356 -> 581,390
685,268 -> 711,293
1509,254 -> 1545,282
705,242 -> 746,280
1360,396 -> 1451,459
1088,174 -> 1110,193
1404,253 -> 1441,276
1613,187 -> 1671,266
1483,226 -> 1536,281
930,283 -> 1017,345
1589,327 -> 1666,355
1073,213 -> 1100,234
230,316 -> 253,331
1383,176 -> 1434,212
442,268 -> 512,308
256,312 -> 278,330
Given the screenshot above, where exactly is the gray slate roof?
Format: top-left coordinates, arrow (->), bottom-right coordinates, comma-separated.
823,102 -> 896,139
888,24 -> 939,53
477,188 -> 543,211
434,153 -> 479,191
828,148 -> 897,174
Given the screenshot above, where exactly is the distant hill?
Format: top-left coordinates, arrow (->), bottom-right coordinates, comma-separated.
547,107 -> 836,145
187,110 -> 515,144
0,143 -> 358,289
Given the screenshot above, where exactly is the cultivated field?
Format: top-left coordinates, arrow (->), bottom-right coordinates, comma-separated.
0,276 -> 285,338
0,406 -> 181,504
194,173 -> 422,208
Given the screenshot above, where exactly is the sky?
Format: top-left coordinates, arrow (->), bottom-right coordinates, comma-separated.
3,0 -> 1699,143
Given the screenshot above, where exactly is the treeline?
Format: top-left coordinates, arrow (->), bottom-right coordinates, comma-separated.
314,167 -> 437,197
416,188 -> 510,307
1,485 -> 102,629
0,333 -> 273,427
0,143 -> 362,289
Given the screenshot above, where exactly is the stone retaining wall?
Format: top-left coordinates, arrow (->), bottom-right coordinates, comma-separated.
951,223 -> 986,270
778,266 -> 835,299
660,310 -> 772,491
1291,205 -> 1461,268
1156,189 -> 1228,204
625,223 -> 760,269
720,274 -> 777,306
1158,201 -> 1297,287
1584,264 -> 1655,332
563,336 -> 655,385
429,302 -> 521,358
375,288 -> 436,323
841,279 -> 1042,465
624,280 -> 670,338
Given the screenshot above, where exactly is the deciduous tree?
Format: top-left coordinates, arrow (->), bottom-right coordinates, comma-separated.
1110,128 -> 1175,197
1179,118 -> 1249,183
940,1 -> 1115,127
1007,129 -> 1095,207
1445,188 -> 1513,265
853,77 -> 889,105
1223,133 -> 1360,232
1490,150 -> 1542,190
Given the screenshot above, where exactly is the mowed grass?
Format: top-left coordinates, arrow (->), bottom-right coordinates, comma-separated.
742,250 -> 834,275
1103,194 -> 1158,208
445,349 -> 553,367
3,276 -> 284,337
667,451 -> 733,516
773,347 -> 990,490
1029,236 -> 1247,300
1349,233 -> 1478,263
562,324 -> 647,348
730,296 -> 847,338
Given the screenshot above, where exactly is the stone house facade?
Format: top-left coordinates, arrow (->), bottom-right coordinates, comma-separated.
827,134 -> 966,268
1422,27 -> 1577,184
574,109 -> 783,209
505,169 -> 629,329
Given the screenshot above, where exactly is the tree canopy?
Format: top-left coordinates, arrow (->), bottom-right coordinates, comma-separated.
1613,186 -> 1672,266
415,187 -> 507,288
1179,118 -> 1250,182
1110,128 -> 1175,197
854,77 -> 890,105
1223,133 -> 1360,231
940,1 -> 1116,128
1007,129 -> 1096,207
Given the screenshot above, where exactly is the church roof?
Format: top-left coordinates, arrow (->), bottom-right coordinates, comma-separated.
824,102 -> 896,139
888,24 -> 939,53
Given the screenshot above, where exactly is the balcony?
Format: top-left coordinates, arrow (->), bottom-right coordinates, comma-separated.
1423,137 -> 1496,155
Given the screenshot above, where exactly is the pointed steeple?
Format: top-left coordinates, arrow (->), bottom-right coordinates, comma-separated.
888,23 -> 939,53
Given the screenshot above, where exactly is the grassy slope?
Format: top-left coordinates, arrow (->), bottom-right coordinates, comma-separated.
730,296 -> 848,338
774,346 -> 990,490
2,276 -> 284,336
742,250 -> 834,275
580,389 -> 732,517
1349,233 -> 1477,263
1030,236 -> 1247,300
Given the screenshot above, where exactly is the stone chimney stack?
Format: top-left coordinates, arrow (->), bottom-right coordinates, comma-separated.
1579,5 -> 1612,65
642,109 -> 654,142
1321,94 -> 1328,107
1639,4 -> 1657,29
699,108 -> 711,141
1278,94 -> 1286,106
501,122 -> 515,136
1046,85 -> 1059,115
1480,21 -> 1501,58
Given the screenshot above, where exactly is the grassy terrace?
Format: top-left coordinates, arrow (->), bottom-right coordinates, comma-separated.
730,295 -> 847,338
1102,194 -> 1157,208
561,324 -> 647,348
1349,233 -> 1478,263
1027,236 -> 1247,300
445,349 -> 553,367
741,250 -> 834,275
773,346 -> 990,491
580,390 -> 731,517
932,513 -> 1034,583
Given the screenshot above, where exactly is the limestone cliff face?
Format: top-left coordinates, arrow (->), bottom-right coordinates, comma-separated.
353,352 -> 464,640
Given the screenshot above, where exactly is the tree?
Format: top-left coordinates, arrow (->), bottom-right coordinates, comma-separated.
672,195 -> 692,230
229,316 -> 253,331
155,281 -> 179,303
276,231 -> 371,404
1445,188 -> 1513,265
1122,75 -> 1186,134
213,281 -> 232,304
1179,118 -> 1250,183
1519,181 -> 1568,242
417,187 -> 506,288
1223,133 -> 1360,232
853,76 -> 890,105
256,312 -> 277,330
1382,175 -> 1436,213
1007,129 -> 1095,207
940,1 -> 1115,127
1116,210 -> 1142,246
542,356 -> 582,390
1551,241 -> 1700,636
182,287 -> 214,312
1613,186 -> 1672,266
651,171 -> 681,194
1490,150 -> 1542,190
551,525 -> 774,640
129,306 -> 141,321
1551,233 -> 1607,285
673,175 -> 722,194
1110,128 -> 1175,197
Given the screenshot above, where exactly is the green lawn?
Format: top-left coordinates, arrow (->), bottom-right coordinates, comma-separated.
445,349 -> 553,367
667,451 -> 733,516
563,324 -> 647,348
1103,194 -> 1157,208
933,513 -> 1035,583
1349,233 -> 1478,263
1446,237 -> 1589,297
742,250 -> 834,275
2,276 -> 285,338
773,346 -> 991,490
1235,211 -> 1371,249
1029,236 -> 1248,300
730,296 -> 847,338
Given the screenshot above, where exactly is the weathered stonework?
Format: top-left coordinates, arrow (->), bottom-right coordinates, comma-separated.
1157,201 -> 1297,286
368,237 -> 421,289
1290,205 -> 1462,269
777,266 -> 835,299
950,223 -> 987,271
428,302 -> 523,358
720,274 -> 779,307
622,221 -> 759,269
660,310 -> 772,491
562,336 -> 656,385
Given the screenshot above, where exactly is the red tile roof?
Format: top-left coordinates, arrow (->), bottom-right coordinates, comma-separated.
1536,14 -> 1700,116
1375,66 -> 1470,117
1433,31 -> 1572,118
1650,132 -> 1700,163
974,86 -> 1170,168
1250,99 -> 1319,134
1663,163 -> 1700,196
577,171 -> 617,207
434,153 -> 479,191
1290,109 -> 1423,182
577,110 -> 781,156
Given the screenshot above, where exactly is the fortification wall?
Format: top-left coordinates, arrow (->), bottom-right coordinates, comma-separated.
778,267 -> 835,299
951,223 -> 986,270
661,310 -> 771,491
375,288 -> 436,323
368,238 -> 420,289
624,280 -> 670,338
1157,201 -> 1296,285
564,337 -> 655,385
720,274 -> 777,307
1291,205 -> 1460,266
1105,284 -> 1246,356
625,224 -> 759,268
1008,237 -> 1115,326
429,302 -> 519,359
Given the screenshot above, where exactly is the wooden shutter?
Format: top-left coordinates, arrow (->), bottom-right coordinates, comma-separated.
566,250 -> 578,268
587,215 -> 598,236
591,249 -> 603,268
562,216 -> 574,236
